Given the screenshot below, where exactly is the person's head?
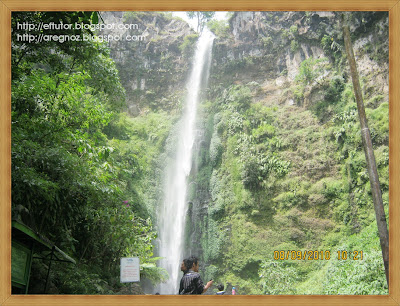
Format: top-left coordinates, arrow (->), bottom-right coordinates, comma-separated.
217,284 -> 224,291
182,258 -> 193,273
189,256 -> 199,272
180,260 -> 187,273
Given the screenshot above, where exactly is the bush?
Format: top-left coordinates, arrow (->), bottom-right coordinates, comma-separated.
323,249 -> 387,294
205,265 -> 219,281
295,57 -> 318,85
179,33 -> 199,58
207,19 -> 230,38
325,75 -> 345,102
259,260 -> 299,294
291,40 -> 299,52
221,85 -> 252,111
252,123 -> 275,141
366,102 -> 389,145
202,217 -> 225,262
209,130 -> 223,166
310,178 -> 345,200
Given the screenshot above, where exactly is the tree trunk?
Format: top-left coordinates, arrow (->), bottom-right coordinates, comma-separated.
342,13 -> 389,286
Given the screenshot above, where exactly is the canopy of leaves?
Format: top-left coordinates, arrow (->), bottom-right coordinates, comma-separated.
12,11 -> 167,293
187,11 -> 216,32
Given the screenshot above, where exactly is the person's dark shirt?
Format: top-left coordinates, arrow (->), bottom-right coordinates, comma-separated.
179,270 -> 204,295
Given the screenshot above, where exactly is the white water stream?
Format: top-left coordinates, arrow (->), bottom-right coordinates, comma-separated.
157,29 -> 215,294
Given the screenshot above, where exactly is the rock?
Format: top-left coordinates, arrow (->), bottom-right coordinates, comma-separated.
100,12 -> 194,114
211,11 -> 388,110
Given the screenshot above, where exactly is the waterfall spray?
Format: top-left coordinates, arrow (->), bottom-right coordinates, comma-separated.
157,29 -> 215,294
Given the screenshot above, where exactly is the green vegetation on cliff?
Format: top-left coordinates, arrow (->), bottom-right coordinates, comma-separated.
187,11 -> 388,295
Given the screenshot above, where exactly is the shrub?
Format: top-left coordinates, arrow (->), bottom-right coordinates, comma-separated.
295,57 -> 317,85
259,260 -> 299,294
179,33 -> 199,58
252,123 -> 275,141
209,130 -> 223,166
202,217 -> 225,262
207,19 -> 230,38
221,85 -> 252,111
291,40 -> 299,52
325,75 -> 345,103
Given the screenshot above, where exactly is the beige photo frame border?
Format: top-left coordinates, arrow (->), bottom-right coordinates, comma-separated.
1,0 -> 399,305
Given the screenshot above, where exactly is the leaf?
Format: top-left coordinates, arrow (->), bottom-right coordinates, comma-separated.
91,12 -> 99,24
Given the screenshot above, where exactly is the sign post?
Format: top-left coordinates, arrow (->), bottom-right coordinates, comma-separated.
120,257 -> 140,293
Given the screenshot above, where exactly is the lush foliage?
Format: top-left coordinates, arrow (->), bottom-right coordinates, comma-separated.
187,11 -> 216,33
207,19 -> 230,38
12,11 -> 389,296
12,12 -> 168,294
259,260 -> 298,294
187,12 -> 389,295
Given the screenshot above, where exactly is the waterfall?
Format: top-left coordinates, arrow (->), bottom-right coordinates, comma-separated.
157,29 -> 215,295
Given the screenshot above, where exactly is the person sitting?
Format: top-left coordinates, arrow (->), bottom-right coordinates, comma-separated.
216,284 -> 225,295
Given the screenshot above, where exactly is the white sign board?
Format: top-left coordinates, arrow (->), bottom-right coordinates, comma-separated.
120,257 -> 140,283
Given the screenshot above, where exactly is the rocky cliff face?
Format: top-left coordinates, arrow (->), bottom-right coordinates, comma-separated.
211,11 -> 388,109
101,12 -> 195,115
185,11 -> 389,293
99,11 -> 389,294
100,11 -> 388,118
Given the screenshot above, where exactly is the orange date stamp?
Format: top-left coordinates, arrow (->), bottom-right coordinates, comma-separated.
273,250 -> 364,261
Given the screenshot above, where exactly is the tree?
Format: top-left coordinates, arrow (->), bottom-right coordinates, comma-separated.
186,11 -> 215,33
11,11 -> 165,293
342,13 -> 389,286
